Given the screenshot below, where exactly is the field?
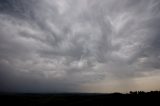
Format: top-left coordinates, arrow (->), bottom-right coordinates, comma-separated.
0,92 -> 160,105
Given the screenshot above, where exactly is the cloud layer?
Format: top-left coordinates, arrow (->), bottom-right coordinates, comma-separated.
0,0 -> 160,92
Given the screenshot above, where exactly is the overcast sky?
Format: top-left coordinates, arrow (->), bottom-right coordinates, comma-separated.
0,0 -> 160,93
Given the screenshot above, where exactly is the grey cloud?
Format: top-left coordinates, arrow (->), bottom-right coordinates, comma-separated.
0,0 -> 160,92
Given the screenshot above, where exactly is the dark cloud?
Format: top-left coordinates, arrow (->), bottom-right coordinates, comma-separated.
0,0 -> 160,92
0,0 -> 36,19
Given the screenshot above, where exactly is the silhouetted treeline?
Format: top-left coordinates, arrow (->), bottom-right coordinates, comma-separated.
129,91 -> 160,95
0,91 -> 160,105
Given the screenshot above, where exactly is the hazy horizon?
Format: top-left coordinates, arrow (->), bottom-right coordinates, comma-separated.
0,0 -> 160,93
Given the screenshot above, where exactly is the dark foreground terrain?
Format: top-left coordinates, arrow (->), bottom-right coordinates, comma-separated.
0,91 -> 160,105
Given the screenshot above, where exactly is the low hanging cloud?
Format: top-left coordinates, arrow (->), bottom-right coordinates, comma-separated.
0,0 -> 160,92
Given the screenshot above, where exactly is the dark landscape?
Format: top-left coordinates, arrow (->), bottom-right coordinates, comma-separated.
0,91 -> 160,105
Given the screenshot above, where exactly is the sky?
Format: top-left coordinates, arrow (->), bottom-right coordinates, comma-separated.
0,0 -> 160,93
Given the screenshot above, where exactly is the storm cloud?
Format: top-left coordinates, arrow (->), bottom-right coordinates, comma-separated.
0,0 -> 160,93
